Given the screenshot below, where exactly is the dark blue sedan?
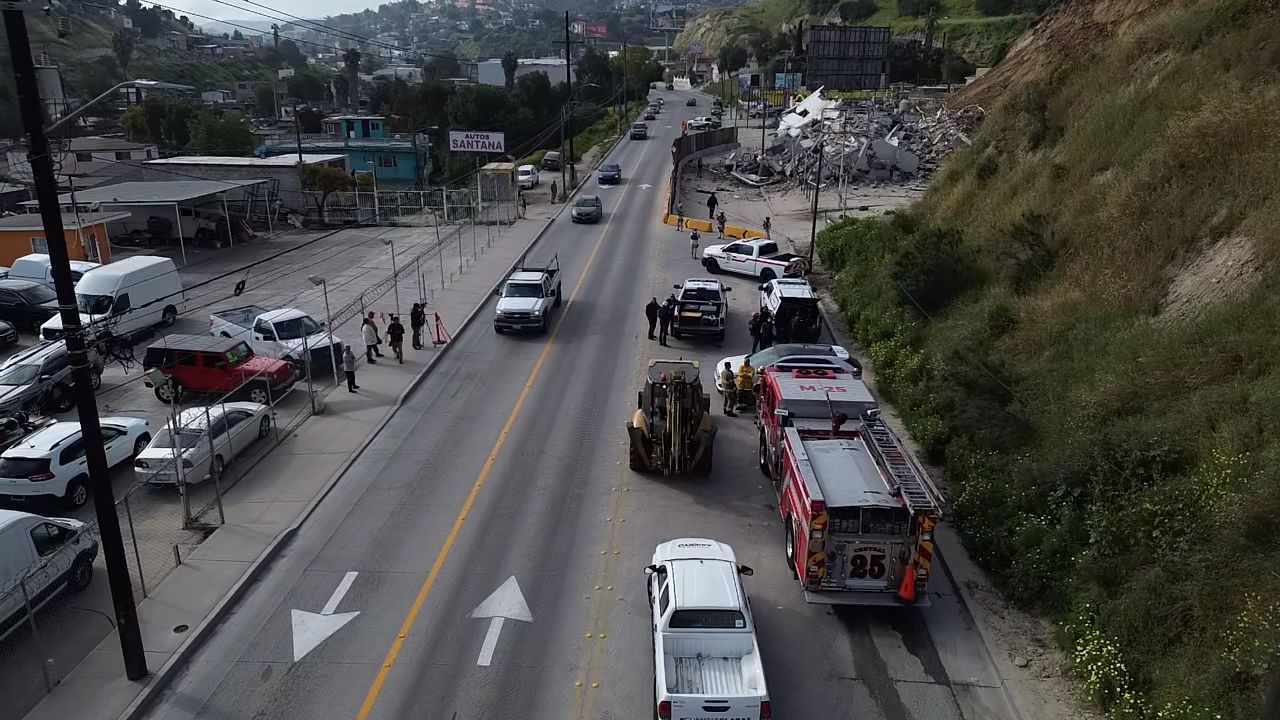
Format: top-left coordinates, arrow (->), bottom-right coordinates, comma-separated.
597,163 -> 622,185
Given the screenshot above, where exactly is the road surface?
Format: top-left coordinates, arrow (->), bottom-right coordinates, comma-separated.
140,90 -> 1018,720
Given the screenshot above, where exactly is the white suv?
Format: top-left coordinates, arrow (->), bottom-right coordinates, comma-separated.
516,164 -> 539,189
0,418 -> 151,508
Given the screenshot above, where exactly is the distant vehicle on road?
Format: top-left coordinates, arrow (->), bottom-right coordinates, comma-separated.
646,538 -> 770,720
0,417 -> 150,509
702,239 -> 807,281
644,109 -> 657,120
493,255 -> 563,334
687,118 -> 712,131
516,164 -> 539,189
134,402 -> 272,486
41,255 -> 185,342
571,194 -> 603,224
142,334 -> 295,406
759,277 -> 824,343
630,122 -> 648,140
541,151 -> 562,171
686,97 -> 697,106
209,305 -> 343,370
0,510 -> 98,642
598,163 -> 622,185
0,278 -> 59,330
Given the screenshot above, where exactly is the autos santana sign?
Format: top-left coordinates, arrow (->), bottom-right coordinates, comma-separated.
449,131 -> 506,153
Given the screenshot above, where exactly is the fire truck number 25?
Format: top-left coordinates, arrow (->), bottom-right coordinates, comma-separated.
848,547 -> 887,580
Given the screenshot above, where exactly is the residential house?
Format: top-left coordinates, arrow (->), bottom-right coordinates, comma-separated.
0,212 -> 123,266
256,115 -> 430,187
3,136 -> 156,190
195,44 -> 225,58
141,154 -> 347,195
202,89 -> 235,104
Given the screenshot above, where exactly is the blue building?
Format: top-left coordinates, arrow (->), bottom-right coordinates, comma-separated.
257,116 -> 430,187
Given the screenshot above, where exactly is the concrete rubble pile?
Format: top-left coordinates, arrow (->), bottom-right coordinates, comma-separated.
720,88 -> 984,191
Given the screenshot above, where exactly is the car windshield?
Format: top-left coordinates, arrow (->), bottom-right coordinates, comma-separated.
679,287 -> 721,302
751,347 -> 830,367
272,315 -> 322,340
601,164 -> 620,173
16,284 -> 55,304
0,363 -> 40,386
225,341 -> 253,364
669,609 -> 746,629
149,427 -> 207,449
503,283 -> 543,298
576,197 -> 600,208
76,293 -> 113,314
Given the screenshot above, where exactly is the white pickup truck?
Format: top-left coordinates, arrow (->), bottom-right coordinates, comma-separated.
493,255 -> 563,334
646,538 -> 771,720
702,239 -> 807,281
209,306 -> 344,371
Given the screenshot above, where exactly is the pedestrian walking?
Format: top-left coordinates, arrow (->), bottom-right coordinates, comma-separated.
748,312 -> 763,353
645,297 -> 660,340
720,361 -> 737,416
361,316 -> 380,364
365,312 -> 384,357
707,192 -> 718,219
689,229 -> 700,259
342,346 -> 358,392
676,202 -> 685,230
759,316 -> 775,350
387,315 -> 405,363
518,191 -> 527,217
550,180 -> 558,204
716,211 -> 727,239
657,300 -> 673,346
763,216 -> 771,239
696,157 -> 703,178
410,303 -> 426,350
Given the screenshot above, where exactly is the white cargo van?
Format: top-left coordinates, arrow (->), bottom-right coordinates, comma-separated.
0,510 -> 98,641
7,253 -> 100,290
41,255 -> 185,341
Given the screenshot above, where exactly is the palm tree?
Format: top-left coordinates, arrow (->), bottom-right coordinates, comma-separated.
501,51 -> 518,90
343,48 -> 362,112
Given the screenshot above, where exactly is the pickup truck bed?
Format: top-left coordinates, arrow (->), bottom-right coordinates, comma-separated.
213,305 -> 267,329
673,656 -> 748,695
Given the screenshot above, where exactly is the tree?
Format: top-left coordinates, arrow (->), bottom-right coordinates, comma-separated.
296,106 -> 324,133
343,48 -> 361,111
576,46 -> 613,98
279,39 -> 308,73
839,0 -> 880,22
897,0 -> 943,17
112,31 -> 135,78
424,50 -> 462,80
272,23 -> 280,51
232,29 -> 244,41
302,164 -> 354,217
287,71 -> 327,102
187,111 -> 255,155
332,73 -> 350,108
121,95 -> 196,150
256,84 -> 277,117
717,44 -> 749,74
501,50 -> 518,90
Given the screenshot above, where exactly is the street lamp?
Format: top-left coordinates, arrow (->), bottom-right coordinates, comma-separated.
307,274 -> 340,385
380,237 -> 400,316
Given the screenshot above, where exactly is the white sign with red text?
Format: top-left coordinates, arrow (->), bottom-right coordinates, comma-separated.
449,131 -> 506,153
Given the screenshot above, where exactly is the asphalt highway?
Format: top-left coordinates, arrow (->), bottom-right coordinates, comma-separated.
141,89 -> 1020,720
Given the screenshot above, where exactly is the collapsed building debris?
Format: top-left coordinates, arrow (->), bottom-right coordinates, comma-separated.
719,88 -> 985,199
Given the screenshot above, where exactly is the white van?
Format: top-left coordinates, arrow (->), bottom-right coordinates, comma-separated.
7,253 -> 100,290
0,510 -> 98,641
41,255 -> 185,341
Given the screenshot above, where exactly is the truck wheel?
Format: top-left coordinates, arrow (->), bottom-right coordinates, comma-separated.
90,366 -> 102,391
49,383 -> 75,413
161,305 -> 178,327
64,476 -> 89,509
154,380 -> 181,404
494,325 -> 504,334
67,556 -> 94,593
672,328 -> 682,339
760,268 -> 777,282
247,383 -> 271,405
540,318 -> 549,334
758,430 -> 771,478
554,289 -> 562,307
785,521 -> 798,578
703,258 -> 720,274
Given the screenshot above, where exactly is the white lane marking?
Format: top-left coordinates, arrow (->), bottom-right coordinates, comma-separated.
469,576 -> 533,666
476,617 -> 505,667
292,571 -> 361,662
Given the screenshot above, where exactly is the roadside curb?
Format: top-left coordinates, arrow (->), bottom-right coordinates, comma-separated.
114,112 -> 639,720
116,215 -> 561,720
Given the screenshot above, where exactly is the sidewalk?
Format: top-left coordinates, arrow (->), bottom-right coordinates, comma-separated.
21,207 -> 560,720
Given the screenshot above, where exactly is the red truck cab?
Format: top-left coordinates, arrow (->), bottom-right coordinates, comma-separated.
142,334 -> 296,406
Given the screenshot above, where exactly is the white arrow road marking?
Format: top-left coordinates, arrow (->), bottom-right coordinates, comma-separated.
639,183 -> 653,189
291,571 -> 360,662
469,576 -> 533,666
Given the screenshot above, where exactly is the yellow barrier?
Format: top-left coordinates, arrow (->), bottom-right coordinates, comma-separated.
662,213 -> 764,239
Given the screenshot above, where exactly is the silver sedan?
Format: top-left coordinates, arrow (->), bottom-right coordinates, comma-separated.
133,401 -> 273,485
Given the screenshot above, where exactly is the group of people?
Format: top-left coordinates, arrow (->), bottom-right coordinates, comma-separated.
719,357 -> 757,417
347,304 -> 430,392
644,295 -> 679,346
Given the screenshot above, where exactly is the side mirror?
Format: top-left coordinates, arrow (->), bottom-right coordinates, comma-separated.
738,565 -> 754,576
758,284 -> 766,291
723,287 -> 732,292
644,564 -> 661,575
39,374 -> 51,382
493,287 -> 501,296
673,284 -> 681,289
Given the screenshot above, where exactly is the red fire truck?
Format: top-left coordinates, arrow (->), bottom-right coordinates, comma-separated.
757,367 -> 943,605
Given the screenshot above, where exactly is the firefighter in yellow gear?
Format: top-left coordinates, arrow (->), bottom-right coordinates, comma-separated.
735,358 -> 756,411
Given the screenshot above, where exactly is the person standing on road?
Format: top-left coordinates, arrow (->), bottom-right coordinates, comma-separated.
550,180 -> 558,204
716,211 -> 727,239
365,312 -> 385,357
707,192 -> 718,219
689,229 -> 700,259
387,315 -> 405,364
645,297 -> 660,340
410,303 -> 426,350
720,361 -> 737,416
361,316 -> 380,364
697,158 -> 703,178
657,300 -> 673,346
676,202 -> 685,230
748,311 -> 763,353
763,216 -> 771,239
759,315 -> 775,350
518,191 -> 527,217
342,346 -> 359,392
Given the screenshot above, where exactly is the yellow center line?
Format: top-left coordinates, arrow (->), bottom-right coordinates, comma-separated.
355,137 -> 654,720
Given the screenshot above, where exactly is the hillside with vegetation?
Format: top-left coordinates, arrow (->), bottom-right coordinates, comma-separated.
815,0 -> 1280,717
677,0 -> 1053,71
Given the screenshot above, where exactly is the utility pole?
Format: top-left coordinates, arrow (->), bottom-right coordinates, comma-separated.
292,100 -> 305,191
807,142 -> 824,273
557,11 -> 583,190
3,5 -> 147,680
621,42 -> 628,118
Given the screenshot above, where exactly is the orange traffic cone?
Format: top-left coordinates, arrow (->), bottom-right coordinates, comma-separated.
896,562 -> 917,604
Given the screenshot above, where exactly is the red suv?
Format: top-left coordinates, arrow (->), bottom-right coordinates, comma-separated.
142,335 -> 295,405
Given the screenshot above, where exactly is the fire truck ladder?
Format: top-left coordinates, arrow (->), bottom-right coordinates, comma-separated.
861,411 -> 942,515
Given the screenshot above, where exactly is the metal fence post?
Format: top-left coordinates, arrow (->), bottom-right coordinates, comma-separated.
123,493 -> 146,597
20,577 -> 55,692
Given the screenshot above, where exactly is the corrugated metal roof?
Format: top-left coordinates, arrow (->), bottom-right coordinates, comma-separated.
19,179 -> 269,207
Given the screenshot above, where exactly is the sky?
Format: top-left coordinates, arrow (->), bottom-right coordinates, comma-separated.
173,0 -> 385,35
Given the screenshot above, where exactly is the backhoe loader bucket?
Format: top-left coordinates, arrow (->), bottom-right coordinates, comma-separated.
626,360 -> 716,476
